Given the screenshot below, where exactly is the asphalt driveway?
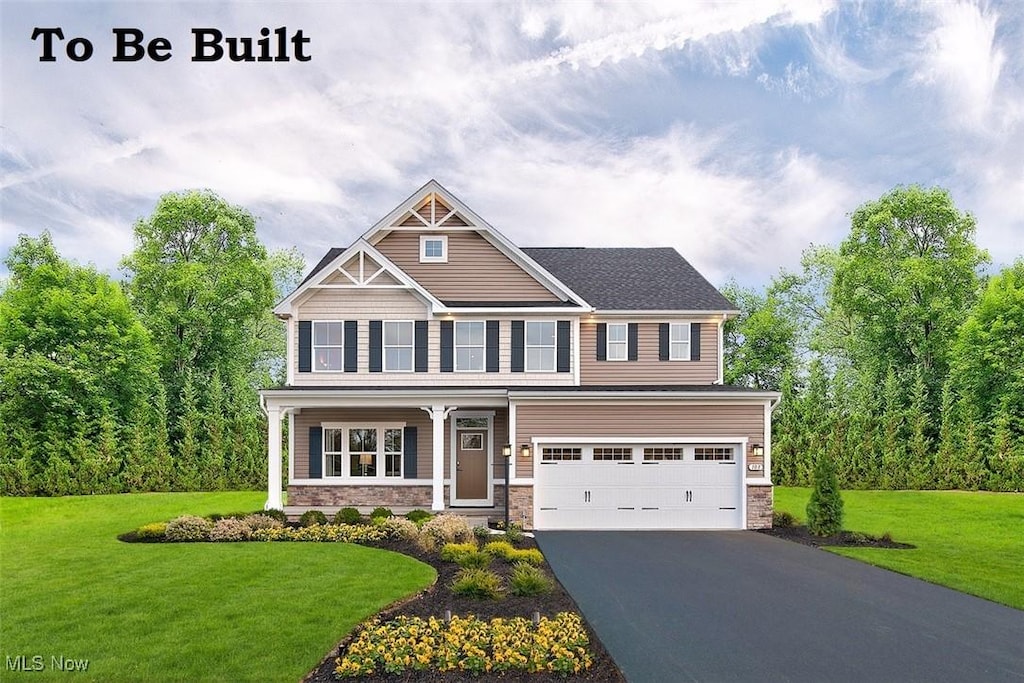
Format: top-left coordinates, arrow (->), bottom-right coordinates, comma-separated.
535,531 -> 1024,683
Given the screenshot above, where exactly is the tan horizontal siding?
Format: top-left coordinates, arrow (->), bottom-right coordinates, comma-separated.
291,318 -> 576,387
579,321 -> 718,385
375,231 -> 560,302
514,403 -> 765,478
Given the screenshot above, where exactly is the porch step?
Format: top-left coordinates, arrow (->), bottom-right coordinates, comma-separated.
282,505 -> 496,526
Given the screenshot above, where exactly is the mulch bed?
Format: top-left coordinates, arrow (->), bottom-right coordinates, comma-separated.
758,525 -> 915,549
303,535 -> 625,683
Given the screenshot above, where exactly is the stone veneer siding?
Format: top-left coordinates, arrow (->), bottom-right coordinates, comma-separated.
746,485 -> 773,529
288,485 -> 433,508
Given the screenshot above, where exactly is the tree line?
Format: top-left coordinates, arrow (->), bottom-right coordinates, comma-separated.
723,186 -> 1024,491
0,191 -> 303,495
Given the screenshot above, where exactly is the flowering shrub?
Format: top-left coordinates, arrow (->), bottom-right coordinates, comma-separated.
250,523 -> 387,544
421,514 -> 474,546
165,515 -> 213,542
242,514 -> 284,531
209,517 -> 252,542
335,612 -> 592,677
376,516 -> 420,541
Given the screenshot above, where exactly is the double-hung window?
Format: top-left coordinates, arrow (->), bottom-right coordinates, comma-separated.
455,321 -> 485,372
383,428 -> 403,477
669,323 -> 690,360
313,321 -> 343,371
324,428 -> 345,476
606,323 -> 628,361
383,321 -> 414,371
324,425 -> 403,478
525,321 -> 556,372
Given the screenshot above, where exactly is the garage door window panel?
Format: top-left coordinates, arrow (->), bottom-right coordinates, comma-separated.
593,447 -> 633,461
694,446 -> 735,462
644,446 -> 684,461
542,447 -> 581,462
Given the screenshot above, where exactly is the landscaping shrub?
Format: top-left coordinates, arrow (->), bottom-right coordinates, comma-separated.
210,517 -> 252,542
378,516 -> 420,541
773,510 -> 797,528
421,513 -> 474,546
299,510 -> 329,527
807,451 -> 844,536
439,542 -> 478,563
450,568 -> 504,600
335,507 -> 363,525
257,508 -> 288,523
135,522 -> 167,540
335,612 -> 592,677
482,540 -> 515,560
473,525 -> 491,540
508,562 -> 552,596
405,509 -> 432,524
242,513 -> 283,531
165,515 -> 213,542
508,548 -> 544,566
457,551 -> 493,570
370,507 -> 393,520
504,522 -> 524,544
251,524 -> 387,544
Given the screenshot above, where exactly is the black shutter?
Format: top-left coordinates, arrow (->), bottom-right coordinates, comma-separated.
627,323 -> 639,361
596,323 -> 607,361
556,320 -> 571,373
485,320 -> 499,373
369,320 -> 382,372
403,426 -> 417,479
511,321 -> 525,373
659,323 -> 669,361
440,320 -> 454,373
690,323 -> 701,361
414,321 -> 428,372
308,426 -> 322,479
298,321 -> 312,373
343,321 -> 358,373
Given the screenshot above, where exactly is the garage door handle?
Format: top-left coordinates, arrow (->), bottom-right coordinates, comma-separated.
719,507 -> 736,510
641,507 -> 658,510
617,507 -> 635,510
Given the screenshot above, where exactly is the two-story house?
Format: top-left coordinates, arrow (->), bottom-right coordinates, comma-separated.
261,181 -> 779,530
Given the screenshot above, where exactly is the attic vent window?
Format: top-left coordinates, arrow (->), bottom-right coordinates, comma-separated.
420,235 -> 448,263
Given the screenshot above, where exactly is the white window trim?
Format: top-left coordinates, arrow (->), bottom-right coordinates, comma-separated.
312,320 -> 344,372
606,322 -> 628,362
419,235 -> 448,263
454,320 -> 486,372
669,322 -> 691,361
383,320 -> 415,372
321,422 -> 406,481
525,320 -> 557,373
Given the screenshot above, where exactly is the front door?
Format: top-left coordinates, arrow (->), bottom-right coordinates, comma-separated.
455,429 -> 487,503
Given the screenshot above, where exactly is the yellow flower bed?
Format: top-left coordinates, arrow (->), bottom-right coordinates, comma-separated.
336,612 -> 593,677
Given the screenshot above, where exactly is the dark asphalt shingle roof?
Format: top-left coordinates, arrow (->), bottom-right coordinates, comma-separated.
522,247 -> 736,311
297,245 -> 735,312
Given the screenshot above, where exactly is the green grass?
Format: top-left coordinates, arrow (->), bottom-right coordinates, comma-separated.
0,492 -> 436,682
774,487 -> 1024,610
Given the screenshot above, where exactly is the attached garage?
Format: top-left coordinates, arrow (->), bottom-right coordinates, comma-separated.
533,440 -> 745,530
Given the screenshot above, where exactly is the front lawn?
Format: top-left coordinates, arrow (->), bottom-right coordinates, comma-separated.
0,493 -> 435,681
774,487 -> 1024,610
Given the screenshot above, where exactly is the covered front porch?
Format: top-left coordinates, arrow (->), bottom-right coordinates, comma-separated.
261,387 -> 513,516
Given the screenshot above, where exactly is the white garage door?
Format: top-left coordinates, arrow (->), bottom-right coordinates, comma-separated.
534,443 -> 743,530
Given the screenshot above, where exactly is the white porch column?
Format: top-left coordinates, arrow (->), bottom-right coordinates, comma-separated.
265,405 -> 283,510
429,404 -> 446,511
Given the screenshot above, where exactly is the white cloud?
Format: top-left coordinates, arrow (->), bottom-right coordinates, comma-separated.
916,1 -> 1006,131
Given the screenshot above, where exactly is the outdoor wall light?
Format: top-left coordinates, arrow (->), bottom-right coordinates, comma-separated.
520,444 -> 532,459
751,444 -> 765,457
502,443 -> 512,458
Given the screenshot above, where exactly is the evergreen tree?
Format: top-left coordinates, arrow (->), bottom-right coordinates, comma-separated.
806,451 -> 845,536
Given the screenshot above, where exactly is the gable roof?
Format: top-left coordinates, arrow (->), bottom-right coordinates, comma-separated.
522,247 -> 736,312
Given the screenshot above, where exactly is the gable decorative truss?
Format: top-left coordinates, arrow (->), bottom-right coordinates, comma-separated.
273,240 -> 445,316
364,180 -> 591,309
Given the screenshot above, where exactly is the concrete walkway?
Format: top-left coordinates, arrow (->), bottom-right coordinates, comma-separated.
536,531 -> 1024,682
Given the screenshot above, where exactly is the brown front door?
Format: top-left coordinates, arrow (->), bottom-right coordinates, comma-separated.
455,430 -> 487,501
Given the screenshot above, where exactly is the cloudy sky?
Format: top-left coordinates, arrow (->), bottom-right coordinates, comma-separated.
2,1 -> 1022,287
